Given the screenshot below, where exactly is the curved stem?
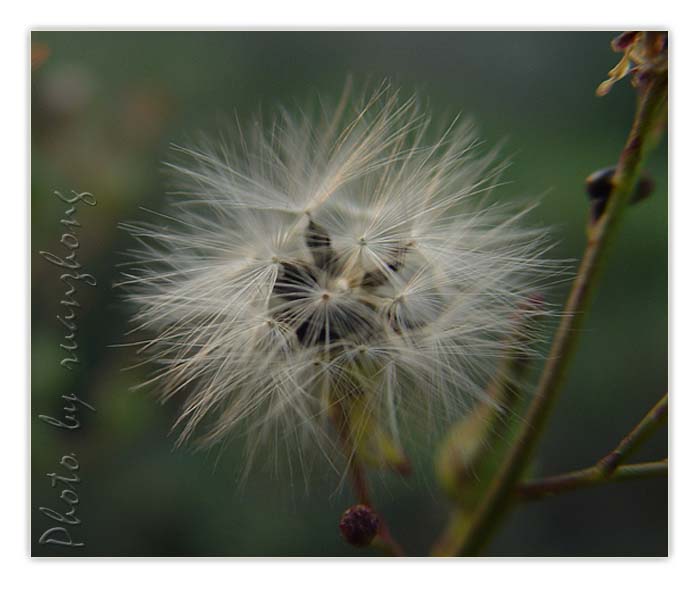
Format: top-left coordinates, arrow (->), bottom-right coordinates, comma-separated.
452,74 -> 667,556
517,460 -> 667,501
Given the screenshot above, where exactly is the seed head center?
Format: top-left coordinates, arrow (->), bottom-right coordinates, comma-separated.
334,277 -> 350,292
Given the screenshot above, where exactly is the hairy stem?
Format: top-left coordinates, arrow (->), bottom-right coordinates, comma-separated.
517,460 -> 667,501
451,73 -> 667,556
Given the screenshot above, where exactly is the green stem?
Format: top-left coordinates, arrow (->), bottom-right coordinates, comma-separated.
517,460 -> 668,501
431,300 -> 542,556
452,74 -> 667,556
431,509 -> 472,557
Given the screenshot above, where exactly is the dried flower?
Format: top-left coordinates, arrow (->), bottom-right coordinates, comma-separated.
120,85 -> 555,475
596,31 -> 668,96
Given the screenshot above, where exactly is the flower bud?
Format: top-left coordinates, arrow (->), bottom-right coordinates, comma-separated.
585,166 -> 654,224
339,504 -> 380,547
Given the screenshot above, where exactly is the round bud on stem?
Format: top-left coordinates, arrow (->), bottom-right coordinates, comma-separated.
339,504 -> 380,547
585,166 -> 654,224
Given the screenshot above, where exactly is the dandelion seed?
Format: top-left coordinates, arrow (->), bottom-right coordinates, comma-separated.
120,84 -> 556,477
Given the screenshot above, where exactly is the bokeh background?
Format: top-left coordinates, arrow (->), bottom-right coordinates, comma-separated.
30,31 -> 667,556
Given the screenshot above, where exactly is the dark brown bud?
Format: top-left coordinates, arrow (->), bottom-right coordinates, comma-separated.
585,166 -> 655,223
631,175 -> 655,204
586,166 -> 615,201
339,504 -> 380,547
585,166 -> 615,223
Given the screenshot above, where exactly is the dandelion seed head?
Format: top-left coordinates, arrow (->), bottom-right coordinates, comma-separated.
120,83 -> 556,476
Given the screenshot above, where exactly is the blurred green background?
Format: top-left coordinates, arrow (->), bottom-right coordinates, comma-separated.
30,31 -> 667,556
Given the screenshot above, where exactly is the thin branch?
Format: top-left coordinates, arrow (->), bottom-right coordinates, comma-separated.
517,460 -> 668,501
597,393 -> 668,474
596,393 -> 668,474
453,72 -> 668,556
515,392 -> 668,501
347,457 -> 405,556
332,406 -> 406,556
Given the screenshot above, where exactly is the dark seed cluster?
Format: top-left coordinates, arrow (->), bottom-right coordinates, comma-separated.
339,504 -> 380,547
271,218 -> 408,348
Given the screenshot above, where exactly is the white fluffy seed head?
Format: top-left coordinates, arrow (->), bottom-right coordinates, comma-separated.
120,84 -> 556,477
